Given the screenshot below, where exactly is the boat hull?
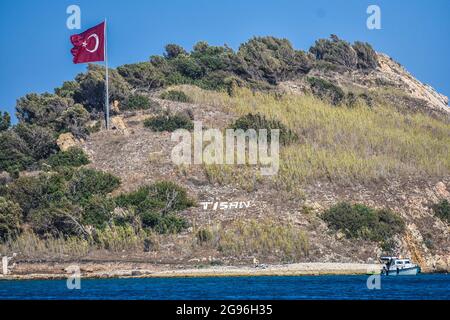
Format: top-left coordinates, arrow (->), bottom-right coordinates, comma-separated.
382,266 -> 421,276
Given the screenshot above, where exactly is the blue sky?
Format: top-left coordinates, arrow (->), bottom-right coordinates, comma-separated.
0,0 -> 449,122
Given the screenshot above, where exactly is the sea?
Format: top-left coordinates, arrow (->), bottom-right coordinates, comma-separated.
0,274 -> 449,300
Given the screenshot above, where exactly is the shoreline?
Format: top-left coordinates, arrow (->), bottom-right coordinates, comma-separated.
1,262 -> 385,280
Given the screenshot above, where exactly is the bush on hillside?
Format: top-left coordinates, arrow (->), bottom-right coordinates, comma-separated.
54,81 -> 80,99
2,168 -> 123,238
73,64 -> 131,113
45,147 -> 90,169
124,93 -> 160,111
144,112 -> 194,132
191,42 -> 243,76
115,181 -> 194,233
307,77 -> 345,105
57,104 -> 90,138
14,123 -> 58,161
352,41 -> 379,69
141,211 -> 188,234
229,113 -> 298,145
29,200 -> 85,236
0,112 -> 11,131
0,130 -> 34,173
115,181 -> 194,214
81,195 -> 115,229
0,197 -> 22,241
160,90 -> 192,103
237,36 -> 312,84
16,93 -> 74,130
117,62 -> 166,90
6,173 -> 67,219
321,202 -> 405,251
309,34 -> 357,69
0,123 -> 57,176
432,199 -> 450,223
148,181 -> 195,212
118,36 -> 317,92
164,44 -> 188,59
69,168 -> 121,201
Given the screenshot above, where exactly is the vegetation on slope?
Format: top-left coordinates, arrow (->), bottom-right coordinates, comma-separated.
195,218 -> 309,262
432,199 -> 450,224
0,146 -> 194,247
144,111 -> 194,132
0,34 -> 447,260
321,202 -> 405,251
117,35 -> 378,92
178,86 -> 450,190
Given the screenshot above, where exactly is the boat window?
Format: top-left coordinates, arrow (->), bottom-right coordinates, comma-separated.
396,261 -> 403,264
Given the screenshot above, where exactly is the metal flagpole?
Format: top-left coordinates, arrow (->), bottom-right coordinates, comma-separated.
104,19 -> 110,129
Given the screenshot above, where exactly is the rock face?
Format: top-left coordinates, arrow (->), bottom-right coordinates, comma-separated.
110,116 -> 129,135
376,54 -> 449,114
111,100 -> 120,114
56,132 -> 79,151
280,52 -> 449,117
435,181 -> 450,198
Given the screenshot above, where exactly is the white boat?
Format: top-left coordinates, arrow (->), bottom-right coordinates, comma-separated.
380,257 -> 421,276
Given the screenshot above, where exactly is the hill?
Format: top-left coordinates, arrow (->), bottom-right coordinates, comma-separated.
0,35 -> 449,273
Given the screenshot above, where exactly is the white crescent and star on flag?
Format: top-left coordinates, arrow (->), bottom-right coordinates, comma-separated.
82,34 -> 100,53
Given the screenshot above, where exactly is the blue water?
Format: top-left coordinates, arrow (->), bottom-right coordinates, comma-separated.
0,274 -> 449,300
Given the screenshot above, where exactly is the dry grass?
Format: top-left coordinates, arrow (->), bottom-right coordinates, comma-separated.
0,226 -> 158,259
176,85 -> 450,189
0,231 -> 90,259
203,164 -> 262,192
203,218 -> 309,262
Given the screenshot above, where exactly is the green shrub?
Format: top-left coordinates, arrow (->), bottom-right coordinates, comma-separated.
81,195 -> 114,229
29,199 -> 84,236
237,36 -> 312,84
74,64 -> 131,113
164,44 -> 188,59
115,185 -> 152,208
14,123 -> 58,161
116,181 -> 194,213
0,130 -> 34,173
432,199 -> 450,223
0,197 -> 22,240
352,41 -> 379,69
173,55 -> 204,79
45,147 -> 90,169
160,90 -> 192,103
144,112 -> 194,132
229,113 -> 298,145
124,94 -> 159,111
141,211 -> 188,234
0,112 -> 11,131
7,173 -> 67,219
309,34 -> 357,69
115,181 -> 193,233
321,202 -> 405,250
57,104 -> 90,138
16,93 -> 74,129
307,77 -> 345,105
69,168 -> 121,201
117,62 -> 166,90
54,80 -> 80,99
148,181 -> 195,212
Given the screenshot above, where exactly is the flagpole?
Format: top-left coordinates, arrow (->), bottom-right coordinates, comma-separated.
104,19 -> 110,130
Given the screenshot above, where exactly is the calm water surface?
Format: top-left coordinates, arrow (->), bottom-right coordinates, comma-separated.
0,274 -> 449,300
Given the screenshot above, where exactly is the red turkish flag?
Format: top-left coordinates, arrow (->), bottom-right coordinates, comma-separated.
70,22 -> 105,64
